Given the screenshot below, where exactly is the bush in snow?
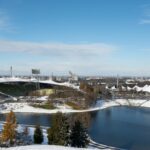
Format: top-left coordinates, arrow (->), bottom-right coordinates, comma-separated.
34,125 -> 43,144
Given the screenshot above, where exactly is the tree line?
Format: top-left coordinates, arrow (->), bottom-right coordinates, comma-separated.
0,111 -> 89,148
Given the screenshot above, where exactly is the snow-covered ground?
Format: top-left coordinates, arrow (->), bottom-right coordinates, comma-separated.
0,145 -> 99,150
16,125 -> 46,143
0,102 -> 100,114
95,99 -> 150,110
0,99 -> 150,114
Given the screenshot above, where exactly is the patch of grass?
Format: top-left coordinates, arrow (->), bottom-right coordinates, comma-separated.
65,101 -> 82,110
31,102 -> 56,110
29,89 -> 54,96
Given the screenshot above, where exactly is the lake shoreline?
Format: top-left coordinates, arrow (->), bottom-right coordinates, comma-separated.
0,99 -> 150,114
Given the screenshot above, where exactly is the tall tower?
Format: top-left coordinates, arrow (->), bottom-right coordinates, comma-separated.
117,74 -> 119,89
10,66 -> 13,77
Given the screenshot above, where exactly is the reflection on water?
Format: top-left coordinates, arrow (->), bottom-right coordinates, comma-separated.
69,112 -> 92,128
89,106 -> 150,150
0,107 -> 150,150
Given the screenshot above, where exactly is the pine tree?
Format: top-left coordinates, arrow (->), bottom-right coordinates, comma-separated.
47,113 -> 70,145
59,115 -> 70,145
2,110 -> 17,145
34,125 -> 43,144
70,120 -> 89,148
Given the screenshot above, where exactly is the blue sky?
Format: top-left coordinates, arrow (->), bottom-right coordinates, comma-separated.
0,0 -> 150,76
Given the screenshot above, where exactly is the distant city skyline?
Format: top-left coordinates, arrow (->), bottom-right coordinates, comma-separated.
0,0 -> 150,76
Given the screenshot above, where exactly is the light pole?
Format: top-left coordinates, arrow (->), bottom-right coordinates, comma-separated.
10,66 -> 13,77
32,69 -> 40,90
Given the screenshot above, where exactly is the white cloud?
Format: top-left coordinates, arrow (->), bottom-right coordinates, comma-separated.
0,10 -> 10,31
139,5 -> 150,25
0,40 -> 118,75
139,19 -> 150,24
0,40 -> 117,57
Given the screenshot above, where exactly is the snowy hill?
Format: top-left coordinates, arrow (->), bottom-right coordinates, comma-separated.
3,145 -> 98,150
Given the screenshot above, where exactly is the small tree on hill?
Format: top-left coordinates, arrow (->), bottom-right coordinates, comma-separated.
2,110 -> 17,145
70,120 -> 89,148
34,125 -> 43,144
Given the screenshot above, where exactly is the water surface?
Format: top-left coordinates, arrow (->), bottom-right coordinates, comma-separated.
89,106 -> 150,150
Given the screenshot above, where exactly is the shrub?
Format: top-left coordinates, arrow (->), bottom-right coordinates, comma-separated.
34,125 -> 43,144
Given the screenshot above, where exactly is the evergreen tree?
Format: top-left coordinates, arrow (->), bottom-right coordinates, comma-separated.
34,125 -> 43,144
59,115 -> 70,145
2,110 -> 17,145
70,120 -> 89,148
47,113 -> 70,145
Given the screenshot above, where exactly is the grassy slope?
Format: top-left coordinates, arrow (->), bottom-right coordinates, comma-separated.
0,83 -> 37,96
